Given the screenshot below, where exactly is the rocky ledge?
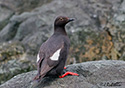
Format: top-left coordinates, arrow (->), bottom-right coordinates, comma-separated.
0,60 -> 125,88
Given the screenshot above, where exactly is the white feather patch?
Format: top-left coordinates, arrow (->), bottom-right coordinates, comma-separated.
50,48 -> 61,61
37,54 -> 40,62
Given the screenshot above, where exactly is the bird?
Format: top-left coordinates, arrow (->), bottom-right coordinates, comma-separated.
33,16 -> 79,81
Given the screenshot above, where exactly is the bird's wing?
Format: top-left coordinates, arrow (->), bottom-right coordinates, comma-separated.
35,51 -> 45,77
47,44 -> 64,67
34,51 -> 45,80
38,40 -> 64,78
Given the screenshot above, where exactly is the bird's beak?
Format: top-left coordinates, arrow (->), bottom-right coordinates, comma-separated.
68,18 -> 75,22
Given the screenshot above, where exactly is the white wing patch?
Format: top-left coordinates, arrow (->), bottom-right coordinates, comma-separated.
37,54 -> 40,62
50,48 -> 61,61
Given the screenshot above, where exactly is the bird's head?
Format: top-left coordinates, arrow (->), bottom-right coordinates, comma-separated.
54,16 -> 74,27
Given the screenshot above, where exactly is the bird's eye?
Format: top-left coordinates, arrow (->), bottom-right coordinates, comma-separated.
60,18 -> 63,21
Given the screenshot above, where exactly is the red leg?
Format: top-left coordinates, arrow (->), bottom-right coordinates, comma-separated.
64,67 -> 66,69
59,71 -> 79,78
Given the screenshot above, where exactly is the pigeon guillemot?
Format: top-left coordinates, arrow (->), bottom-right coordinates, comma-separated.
34,16 -> 79,81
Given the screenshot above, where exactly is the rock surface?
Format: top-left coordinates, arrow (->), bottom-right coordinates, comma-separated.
0,60 -> 125,88
0,0 -> 124,61
0,0 -> 53,14
0,0 -> 125,85
0,42 -> 36,84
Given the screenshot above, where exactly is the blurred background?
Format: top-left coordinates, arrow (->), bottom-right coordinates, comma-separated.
0,0 -> 125,85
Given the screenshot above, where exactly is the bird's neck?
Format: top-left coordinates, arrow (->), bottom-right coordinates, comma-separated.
54,26 -> 67,35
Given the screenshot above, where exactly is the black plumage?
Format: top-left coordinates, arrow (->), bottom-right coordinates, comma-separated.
34,16 -> 74,80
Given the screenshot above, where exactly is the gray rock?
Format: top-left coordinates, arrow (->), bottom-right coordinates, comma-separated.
0,0 -> 53,14
0,0 -> 125,84
0,21 -> 20,42
0,5 -> 13,22
0,59 -> 35,84
0,60 -> 125,88
1,0 -> 124,55
120,0 -> 125,12
0,42 -> 36,84
0,3 -> 13,30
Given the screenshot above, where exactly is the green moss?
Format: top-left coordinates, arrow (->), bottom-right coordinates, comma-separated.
0,19 -> 9,31
0,60 -> 35,85
0,42 -> 25,62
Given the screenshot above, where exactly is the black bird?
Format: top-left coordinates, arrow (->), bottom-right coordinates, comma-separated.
34,16 -> 79,81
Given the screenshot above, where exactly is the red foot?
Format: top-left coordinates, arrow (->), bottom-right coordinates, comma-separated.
59,71 -> 79,78
64,67 -> 66,69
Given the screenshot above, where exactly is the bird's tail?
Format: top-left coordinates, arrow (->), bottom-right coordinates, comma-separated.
33,73 -> 46,82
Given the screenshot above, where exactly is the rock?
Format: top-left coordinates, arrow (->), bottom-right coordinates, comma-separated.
0,21 -> 22,42
108,0 -> 125,61
0,0 -> 125,84
0,0 -> 53,14
1,0 -> 125,58
0,0 -> 53,31
0,3 -> 14,31
0,0 -> 53,40
120,0 -> 125,12
0,42 -> 24,61
0,60 -> 125,88
0,59 -> 35,85
0,42 -> 36,84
